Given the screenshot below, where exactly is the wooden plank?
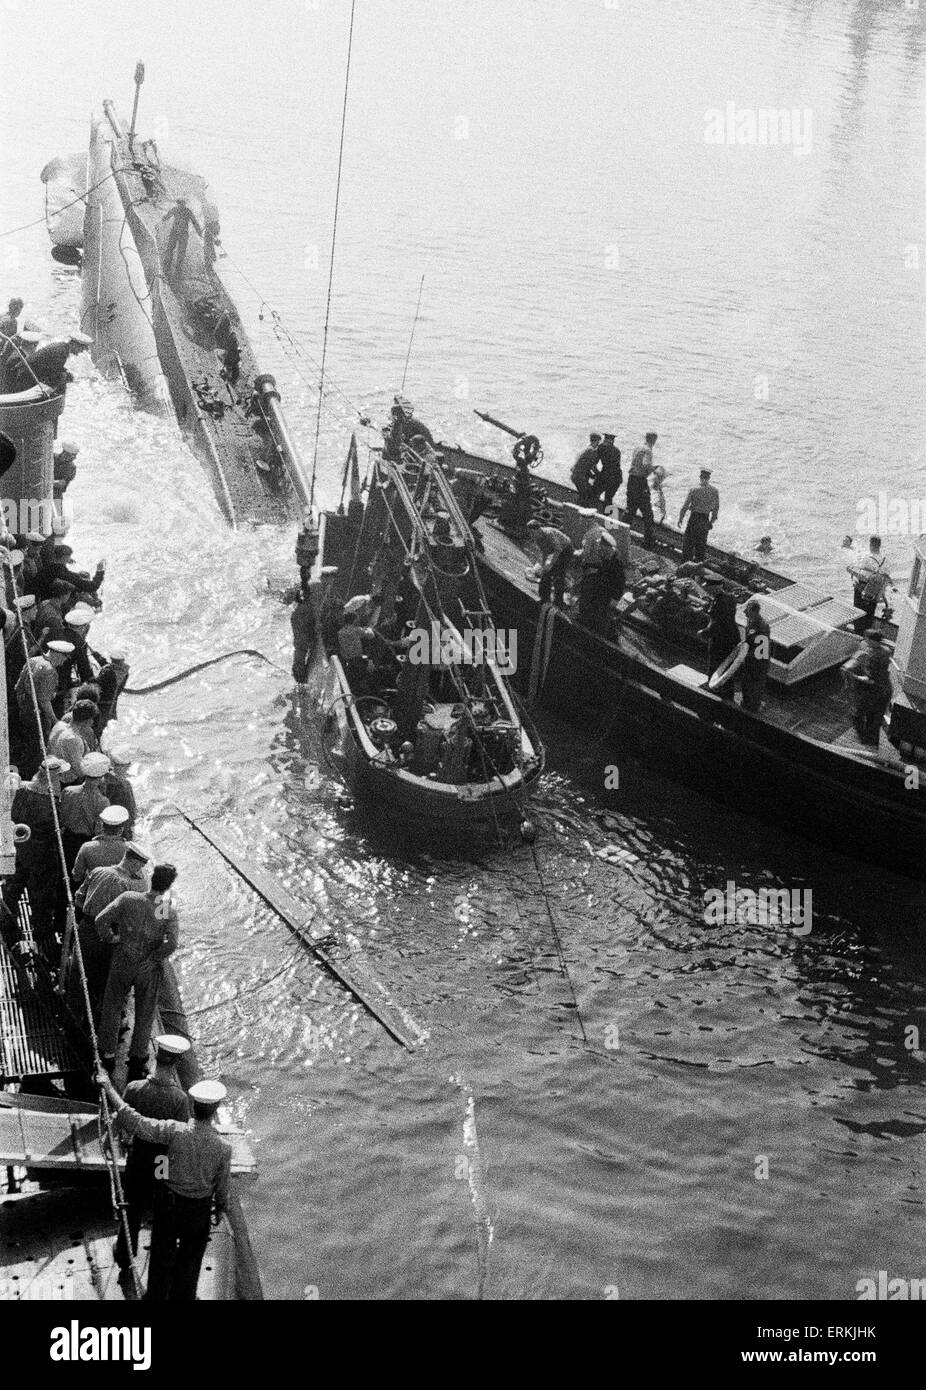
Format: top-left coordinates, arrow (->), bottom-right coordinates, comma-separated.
173,806 -> 424,1051
0,1104 -> 256,1177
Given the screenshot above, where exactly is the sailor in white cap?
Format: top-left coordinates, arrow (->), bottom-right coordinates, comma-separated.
343,592 -> 375,618
3,595 -> 38,687
102,747 -> 137,835
59,604 -> 96,695
71,842 -> 151,1017
58,750 -> 111,866
4,755 -> 69,938
99,1060 -> 231,1300
13,639 -> 74,772
113,1033 -> 193,1272
72,802 -> 130,884
19,532 -> 48,591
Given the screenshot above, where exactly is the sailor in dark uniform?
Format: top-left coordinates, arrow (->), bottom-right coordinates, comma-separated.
595,433 -> 622,511
738,598 -> 771,713
290,587 -> 317,683
385,400 -> 435,459
99,1071 -> 232,1301
162,197 -> 203,283
570,433 -> 602,505
114,1034 -> 192,1274
844,628 -> 893,746
3,330 -> 92,394
701,586 -> 739,701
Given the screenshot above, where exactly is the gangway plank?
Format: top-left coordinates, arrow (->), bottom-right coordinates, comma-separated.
0,1092 -> 256,1179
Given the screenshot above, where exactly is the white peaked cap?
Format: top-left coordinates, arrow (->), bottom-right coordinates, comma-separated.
46,640 -> 75,654
189,1080 -> 226,1106
65,606 -> 94,627
155,1034 -> 191,1056
99,804 -> 129,826
80,752 -> 111,777
344,593 -> 373,614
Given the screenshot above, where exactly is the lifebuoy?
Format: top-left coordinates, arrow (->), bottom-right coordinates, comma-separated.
513,434 -> 543,469
708,641 -> 748,691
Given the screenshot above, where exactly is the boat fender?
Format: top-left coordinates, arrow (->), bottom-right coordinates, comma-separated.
708,641 -> 748,691
13,823 -> 31,844
520,818 -> 537,844
51,245 -> 83,267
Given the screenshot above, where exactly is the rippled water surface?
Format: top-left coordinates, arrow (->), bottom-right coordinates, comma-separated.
1,0 -> 925,1299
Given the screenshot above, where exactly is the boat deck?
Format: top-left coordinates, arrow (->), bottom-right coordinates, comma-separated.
0,1185 -> 238,1301
479,519 -> 907,768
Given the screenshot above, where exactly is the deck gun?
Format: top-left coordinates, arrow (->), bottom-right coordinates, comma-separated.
474,409 -> 544,532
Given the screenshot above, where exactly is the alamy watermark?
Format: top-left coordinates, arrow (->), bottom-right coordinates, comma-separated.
1,498 -> 58,535
406,621 -> 518,674
856,491 -> 926,536
856,1270 -> 926,1300
704,103 -> 813,158
703,880 -> 812,935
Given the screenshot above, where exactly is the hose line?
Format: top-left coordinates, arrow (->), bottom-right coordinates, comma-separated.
123,648 -> 288,694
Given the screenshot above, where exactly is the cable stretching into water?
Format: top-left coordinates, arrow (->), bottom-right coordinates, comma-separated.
309,0 -> 358,510
400,274 -> 425,392
123,648 -> 288,694
0,169 -> 118,239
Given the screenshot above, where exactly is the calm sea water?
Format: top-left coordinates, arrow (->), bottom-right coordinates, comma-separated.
1,0 -> 925,1299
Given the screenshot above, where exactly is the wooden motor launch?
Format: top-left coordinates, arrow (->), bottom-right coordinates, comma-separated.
403,409 -> 926,878
304,435 -> 545,845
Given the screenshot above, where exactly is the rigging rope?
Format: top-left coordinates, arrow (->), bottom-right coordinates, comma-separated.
0,169 -> 119,240
2,550 -> 143,1299
400,274 -> 425,393
309,0 -> 358,511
